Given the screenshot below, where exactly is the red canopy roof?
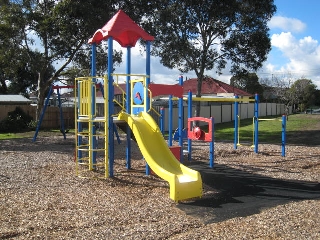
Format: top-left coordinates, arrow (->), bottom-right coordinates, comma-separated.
88,10 -> 154,47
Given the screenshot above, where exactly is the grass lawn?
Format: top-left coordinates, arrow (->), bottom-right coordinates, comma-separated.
1,113 -> 319,146
213,113 -> 320,145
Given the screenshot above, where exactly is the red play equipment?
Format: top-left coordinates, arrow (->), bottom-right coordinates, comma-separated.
187,117 -> 214,142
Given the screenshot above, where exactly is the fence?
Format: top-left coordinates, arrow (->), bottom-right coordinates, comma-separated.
150,102 -> 291,132
0,105 -> 75,129
0,102 -> 290,131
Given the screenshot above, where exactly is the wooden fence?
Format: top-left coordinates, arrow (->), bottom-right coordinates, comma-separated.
0,105 -> 75,129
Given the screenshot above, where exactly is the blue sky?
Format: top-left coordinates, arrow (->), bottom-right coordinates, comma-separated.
113,0 -> 320,89
262,0 -> 320,89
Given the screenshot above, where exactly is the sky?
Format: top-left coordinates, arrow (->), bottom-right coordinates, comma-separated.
112,0 -> 320,89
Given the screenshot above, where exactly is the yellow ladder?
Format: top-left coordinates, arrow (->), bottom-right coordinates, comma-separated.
74,76 -> 109,178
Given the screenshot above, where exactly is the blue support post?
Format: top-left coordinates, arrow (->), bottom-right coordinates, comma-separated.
126,46 -> 132,169
178,76 -> 184,162
107,37 -> 114,177
160,108 -> 165,134
209,117 -> 215,168
168,95 -> 173,147
57,88 -> 66,140
282,115 -> 286,157
145,41 -> 151,176
77,81 -> 82,161
32,85 -> 54,142
187,91 -> 192,161
145,41 -> 151,112
91,43 -> 97,168
254,94 -> 259,153
234,95 -> 239,149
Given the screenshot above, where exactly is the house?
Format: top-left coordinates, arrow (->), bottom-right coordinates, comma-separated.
0,95 -> 32,105
181,77 -> 252,97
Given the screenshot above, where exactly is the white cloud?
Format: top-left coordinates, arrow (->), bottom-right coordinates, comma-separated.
262,32 -> 320,89
269,16 -> 306,33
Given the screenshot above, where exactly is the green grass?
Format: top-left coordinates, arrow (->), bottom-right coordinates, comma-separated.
0,129 -> 65,140
0,133 -> 23,140
1,114 -> 319,146
207,113 -> 320,145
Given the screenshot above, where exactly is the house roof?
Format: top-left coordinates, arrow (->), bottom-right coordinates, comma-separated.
181,77 -> 252,96
0,95 -> 31,103
112,77 -> 252,97
88,10 -> 154,47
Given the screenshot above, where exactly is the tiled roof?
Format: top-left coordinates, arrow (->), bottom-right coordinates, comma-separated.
180,77 -> 252,96
112,77 -> 252,97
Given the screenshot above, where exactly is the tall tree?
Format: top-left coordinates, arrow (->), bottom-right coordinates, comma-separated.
144,0 -> 276,116
0,1 -> 28,94
1,0 -> 154,120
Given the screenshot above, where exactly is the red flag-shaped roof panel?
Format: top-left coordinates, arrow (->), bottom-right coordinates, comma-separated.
88,10 -> 154,47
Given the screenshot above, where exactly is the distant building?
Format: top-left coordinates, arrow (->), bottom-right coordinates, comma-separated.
181,77 -> 252,98
0,95 -> 32,105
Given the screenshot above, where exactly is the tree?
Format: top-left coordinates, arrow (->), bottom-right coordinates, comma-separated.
230,73 -> 264,97
314,90 -> 320,107
289,78 -> 317,111
144,0 -> 276,116
1,0 -> 153,120
0,1 -> 29,94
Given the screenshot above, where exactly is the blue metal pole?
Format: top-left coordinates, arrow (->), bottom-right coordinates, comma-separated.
160,108 -> 165,134
209,117 -> 215,168
108,37 -> 114,177
77,81 -> 82,162
91,43 -> 97,169
234,95 -> 239,149
178,76 -> 184,162
168,95 -> 173,147
187,91 -> 192,161
126,46 -> 131,169
254,94 -> 259,153
145,41 -> 151,175
57,88 -> 66,140
145,41 -> 151,112
32,85 -> 54,142
282,115 -> 286,157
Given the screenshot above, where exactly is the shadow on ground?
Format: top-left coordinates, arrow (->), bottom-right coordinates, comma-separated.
178,161 -> 320,224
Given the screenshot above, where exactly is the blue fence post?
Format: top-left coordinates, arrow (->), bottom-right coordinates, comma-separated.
282,115 -> 286,157
254,94 -> 259,153
209,117 -> 215,168
234,95 -> 239,149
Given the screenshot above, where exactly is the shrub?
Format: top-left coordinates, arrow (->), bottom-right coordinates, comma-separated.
0,107 -> 34,133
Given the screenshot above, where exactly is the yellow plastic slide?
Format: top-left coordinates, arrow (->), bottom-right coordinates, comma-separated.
118,111 -> 202,202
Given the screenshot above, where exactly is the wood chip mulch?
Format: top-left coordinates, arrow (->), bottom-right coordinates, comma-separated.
0,135 -> 319,239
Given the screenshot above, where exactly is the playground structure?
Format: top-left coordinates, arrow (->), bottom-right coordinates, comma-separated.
32,10 -> 287,202
32,84 -> 75,142
164,91 -> 286,167
234,94 -> 287,157
74,10 -> 202,202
